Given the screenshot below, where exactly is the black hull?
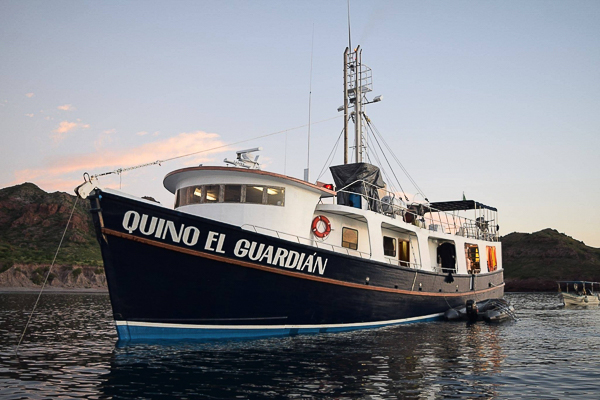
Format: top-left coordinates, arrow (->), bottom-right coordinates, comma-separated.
90,190 -> 504,339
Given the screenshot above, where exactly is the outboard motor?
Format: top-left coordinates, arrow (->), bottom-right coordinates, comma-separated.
466,300 -> 479,322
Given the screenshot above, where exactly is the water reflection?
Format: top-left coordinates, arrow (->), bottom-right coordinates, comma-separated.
101,320 -> 509,399
2,292 -> 600,399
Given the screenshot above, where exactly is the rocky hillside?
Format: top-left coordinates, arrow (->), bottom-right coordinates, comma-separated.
0,182 -> 105,288
501,229 -> 600,291
1,182 -> 598,291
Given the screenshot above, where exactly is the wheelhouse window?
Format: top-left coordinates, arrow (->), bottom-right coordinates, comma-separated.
383,236 -> 396,257
174,184 -> 285,208
223,185 -> 242,203
342,227 -> 358,250
245,186 -> 264,204
465,244 -> 481,274
205,185 -> 220,203
266,187 -> 285,206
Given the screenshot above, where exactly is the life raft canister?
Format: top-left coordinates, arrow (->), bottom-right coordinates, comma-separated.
311,215 -> 331,239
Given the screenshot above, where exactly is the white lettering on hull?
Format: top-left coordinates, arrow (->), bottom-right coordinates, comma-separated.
121,210 -> 328,275
232,239 -> 327,275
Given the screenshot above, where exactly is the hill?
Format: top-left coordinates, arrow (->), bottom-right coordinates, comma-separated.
501,229 -> 600,291
1,183 -> 599,291
0,182 -> 105,288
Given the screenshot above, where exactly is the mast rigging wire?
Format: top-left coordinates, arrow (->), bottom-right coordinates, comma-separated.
316,127 -> 345,181
364,119 -> 410,201
15,197 -> 79,355
366,119 -> 428,201
91,115 -> 342,180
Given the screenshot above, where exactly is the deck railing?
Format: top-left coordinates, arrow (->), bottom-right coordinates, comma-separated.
241,224 -> 372,259
329,180 -> 499,242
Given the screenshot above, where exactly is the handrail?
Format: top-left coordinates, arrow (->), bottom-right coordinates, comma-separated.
240,224 -> 372,259
331,180 -> 499,242
240,224 -> 429,271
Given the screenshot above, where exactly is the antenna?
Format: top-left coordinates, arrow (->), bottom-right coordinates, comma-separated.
304,24 -> 315,182
224,147 -> 262,169
347,0 -> 352,51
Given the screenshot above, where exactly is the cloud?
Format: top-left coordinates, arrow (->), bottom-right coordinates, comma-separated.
57,104 -> 75,111
136,131 -> 149,136
25,93 -> 34,98
12,130 -> 228,192
51,120 -> 90,142
25,113 -> 34,118
94,129 -> 116,150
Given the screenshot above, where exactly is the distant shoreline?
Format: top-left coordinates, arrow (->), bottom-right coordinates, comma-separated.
0,287 -> 108,293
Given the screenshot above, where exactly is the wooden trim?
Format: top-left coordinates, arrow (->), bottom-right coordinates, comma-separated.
164,166 -> 336,195
102,228 -> 504,298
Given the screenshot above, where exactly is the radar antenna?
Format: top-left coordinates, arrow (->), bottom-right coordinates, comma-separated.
224,147 -> 262,169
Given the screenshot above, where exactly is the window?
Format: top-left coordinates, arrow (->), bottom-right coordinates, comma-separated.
174,184 -> 285,207
245,186 -> 264,204
399,240 -> 410,267
266,187 -> 285,206
175,186 -> 201,208
342,227 -> 358,250
465,244 -> 481,274
223,185 -> 242,203
487,246 -> 497,272
205,185 -> 220,203
383,236 -> 396,257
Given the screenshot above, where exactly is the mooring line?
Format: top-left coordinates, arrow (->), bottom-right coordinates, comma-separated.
15,197 -> 79,355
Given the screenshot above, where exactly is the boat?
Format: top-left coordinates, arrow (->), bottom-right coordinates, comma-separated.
444,298 -> 515,322
557,281 -> 600,306
75,46 -> 505,340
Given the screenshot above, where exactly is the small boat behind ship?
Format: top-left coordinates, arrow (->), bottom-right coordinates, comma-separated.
444,298 -> 515,322
75,46 -> 505,340
558,281 -> 600,306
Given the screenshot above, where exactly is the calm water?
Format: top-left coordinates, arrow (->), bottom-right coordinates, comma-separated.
1,292 -> 599,399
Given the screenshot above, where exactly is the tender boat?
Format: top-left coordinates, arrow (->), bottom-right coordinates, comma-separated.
75,46 -> 505,340
558,281 -> 600,306
444,298 -> 515,322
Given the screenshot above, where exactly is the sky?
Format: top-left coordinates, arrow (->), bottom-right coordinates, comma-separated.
1,1 -> 599,247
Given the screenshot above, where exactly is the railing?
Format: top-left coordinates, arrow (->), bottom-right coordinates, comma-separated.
240,224 -> 372,259
384,257 -> 422,270
330,180 -> 499,242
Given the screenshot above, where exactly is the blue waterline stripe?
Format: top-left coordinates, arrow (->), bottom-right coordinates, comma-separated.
115,313 -> 444,340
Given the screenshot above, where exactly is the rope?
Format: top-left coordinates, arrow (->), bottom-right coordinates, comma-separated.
316,127 -> 345,181
367,121 -> 409,202
15,196 -> 79,355
92,115 -> 342,179
367,119 -> 428,201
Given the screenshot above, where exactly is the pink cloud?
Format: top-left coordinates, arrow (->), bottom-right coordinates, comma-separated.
51,120 -> 90,142
12,131 -> 228,192
136,131 -> 149,136
57,104 -> 75,111
94,129 -> 116,150
25,93 -> 34,98
25,113 -> 34,118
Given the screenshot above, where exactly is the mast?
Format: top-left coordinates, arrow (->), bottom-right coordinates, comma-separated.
343,48 -> 349,164
342,45 -> 376,164
354,46 -> 362,163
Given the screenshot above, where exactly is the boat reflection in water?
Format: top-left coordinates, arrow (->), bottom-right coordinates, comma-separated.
101,321 -> 507,399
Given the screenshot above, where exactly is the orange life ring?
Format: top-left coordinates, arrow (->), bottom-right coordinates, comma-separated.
311,215 -> 331,239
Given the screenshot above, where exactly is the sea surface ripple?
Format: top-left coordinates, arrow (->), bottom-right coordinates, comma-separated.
1,292 -> 599,399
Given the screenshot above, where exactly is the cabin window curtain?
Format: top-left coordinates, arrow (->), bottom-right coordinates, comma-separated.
486,246 -> 497,272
